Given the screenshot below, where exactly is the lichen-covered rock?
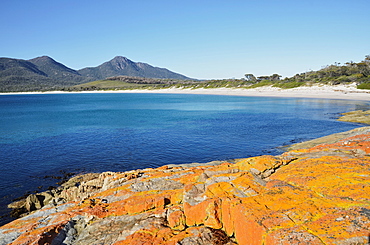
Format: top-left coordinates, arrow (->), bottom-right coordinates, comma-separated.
1,127 -> 370,244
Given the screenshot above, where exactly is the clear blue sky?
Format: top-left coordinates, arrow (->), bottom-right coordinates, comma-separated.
1,0 -> 369,79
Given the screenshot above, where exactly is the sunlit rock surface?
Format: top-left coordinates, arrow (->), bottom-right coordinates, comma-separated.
338,110 -> 370,125
1,127 -> 370,245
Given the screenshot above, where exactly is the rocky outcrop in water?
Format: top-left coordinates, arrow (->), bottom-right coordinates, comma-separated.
1,127 -> 370,244
338,110 -> 370,124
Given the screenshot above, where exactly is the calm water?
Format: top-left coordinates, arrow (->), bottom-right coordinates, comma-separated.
0,93 -> 369,224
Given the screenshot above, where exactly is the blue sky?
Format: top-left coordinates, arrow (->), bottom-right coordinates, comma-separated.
1,0 -> 369,79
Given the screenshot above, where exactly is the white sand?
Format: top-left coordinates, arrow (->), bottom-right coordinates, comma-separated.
1,83 -> 370,101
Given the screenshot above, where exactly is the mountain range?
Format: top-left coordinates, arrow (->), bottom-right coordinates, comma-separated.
0,56 -> 191,92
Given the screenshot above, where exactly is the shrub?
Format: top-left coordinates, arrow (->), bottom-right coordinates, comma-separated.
247,80 -> 273,88
335,75 -> 351,83
273,81 -> 304,89
357,82 -> 370,90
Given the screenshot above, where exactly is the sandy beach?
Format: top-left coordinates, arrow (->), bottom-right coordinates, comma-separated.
1,83 -> 370,101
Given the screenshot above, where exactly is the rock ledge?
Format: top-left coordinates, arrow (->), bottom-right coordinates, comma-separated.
1,127 -> 370,244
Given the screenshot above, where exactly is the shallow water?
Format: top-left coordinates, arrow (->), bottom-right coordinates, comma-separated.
0,93 -> 369,224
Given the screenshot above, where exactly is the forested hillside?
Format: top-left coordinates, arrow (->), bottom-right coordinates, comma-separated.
0,57 -> 93,92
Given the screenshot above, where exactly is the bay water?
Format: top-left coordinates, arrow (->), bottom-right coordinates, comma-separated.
0,93 -> 369,224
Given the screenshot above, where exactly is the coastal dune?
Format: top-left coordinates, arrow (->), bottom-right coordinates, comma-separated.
113,83 -> 370,101
2,83 -> 370,101
1,126 -> 370,244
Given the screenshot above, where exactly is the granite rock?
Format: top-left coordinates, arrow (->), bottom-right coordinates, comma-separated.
1,127 -> 370,244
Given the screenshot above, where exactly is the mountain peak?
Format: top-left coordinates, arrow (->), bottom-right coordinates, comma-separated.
28,56 -> 63,67
28,55 -> 85,79
108,56 -> 135,70
112,56 -> 130,62
110,56 -> 133,64
76,56 -> 190,80
29,56 -> 55,62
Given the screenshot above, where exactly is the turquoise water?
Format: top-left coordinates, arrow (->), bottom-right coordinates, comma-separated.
0,93 -> 369,224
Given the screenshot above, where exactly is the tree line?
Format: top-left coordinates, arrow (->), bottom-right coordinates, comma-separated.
244,55 -> 370,89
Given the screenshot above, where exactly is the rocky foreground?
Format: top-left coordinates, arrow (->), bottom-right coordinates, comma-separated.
1,127 -> 370,245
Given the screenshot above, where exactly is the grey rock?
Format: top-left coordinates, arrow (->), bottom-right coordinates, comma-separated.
183,183 -> 207,206
178,227 -> 232,245
51,220 -> 75,245
163,160 -> 228,169
336,236 -> 369,245
130,177 -> 184,192
73,213 -> 167,245
25,194 -> 43,212
0,230 -> 22,245
203,168 -> 239,178
205,175 -> 237,186
21,203 -> 74,220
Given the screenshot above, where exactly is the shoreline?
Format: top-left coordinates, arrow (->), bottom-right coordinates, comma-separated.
2,126 -> 370,244
1,83 -> 370,101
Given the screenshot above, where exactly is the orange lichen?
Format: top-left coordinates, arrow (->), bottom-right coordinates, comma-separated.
2,129 -> 370,244
9,222 -> 67,245
167,209 -> 186,231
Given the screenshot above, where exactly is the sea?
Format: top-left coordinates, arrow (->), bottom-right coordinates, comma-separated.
0,93 -> 369,225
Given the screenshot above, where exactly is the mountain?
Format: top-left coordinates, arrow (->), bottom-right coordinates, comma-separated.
0,57 -> 46,77
28,56 -> 90,84
0,57 -> 55,92
78,56 -> 191,80
0,56 -> 192,92
0,56 -> 93,92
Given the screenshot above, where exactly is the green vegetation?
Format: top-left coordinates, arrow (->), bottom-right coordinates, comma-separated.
357,82 -> 370,90
68,80 -> 173,91
273,81 -> 304,89
278,55 -> 370,89
246,55 -> 370,90
66,76 -> 201,91
2,55 -> 370,92
69,80 -> 148,90
233,55 -> 370,90
247,80 -> 273,88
